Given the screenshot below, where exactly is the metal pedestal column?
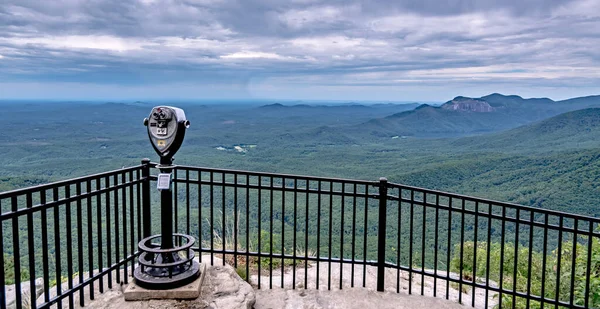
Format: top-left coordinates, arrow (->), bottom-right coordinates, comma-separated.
133,158 -> 200,289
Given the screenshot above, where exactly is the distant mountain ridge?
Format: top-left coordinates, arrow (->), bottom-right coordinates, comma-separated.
452,108 -> 600,152
258,102 -> 419,110
358,93 -> 600,138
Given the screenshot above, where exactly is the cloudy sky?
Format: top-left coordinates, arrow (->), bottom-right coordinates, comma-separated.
1,0 -> 599,102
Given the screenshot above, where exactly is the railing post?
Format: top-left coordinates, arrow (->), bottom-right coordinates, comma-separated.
141,158 -> 152,238
377,177 -> 388,292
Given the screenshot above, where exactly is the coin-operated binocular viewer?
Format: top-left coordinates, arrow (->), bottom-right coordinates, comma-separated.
145,106 -> 190,165
133,106 -> 200,289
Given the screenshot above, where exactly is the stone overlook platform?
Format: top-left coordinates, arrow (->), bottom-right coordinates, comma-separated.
64,255 -> 493,309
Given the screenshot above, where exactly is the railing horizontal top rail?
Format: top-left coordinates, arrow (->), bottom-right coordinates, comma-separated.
170,163 -> 600,225
172,163 -> 379,187
0,178 -> 144,221
0,165 -> 142,199
389,181 -> 600,224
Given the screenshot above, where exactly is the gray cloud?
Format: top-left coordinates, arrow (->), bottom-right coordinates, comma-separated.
0,0 -> 599,100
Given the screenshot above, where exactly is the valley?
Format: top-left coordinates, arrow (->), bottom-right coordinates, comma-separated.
1,93 -> 600,217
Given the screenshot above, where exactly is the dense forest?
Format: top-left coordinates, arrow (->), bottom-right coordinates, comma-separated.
2,95 -> 600,216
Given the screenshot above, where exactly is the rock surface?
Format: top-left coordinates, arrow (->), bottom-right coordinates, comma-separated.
202,261 -> 255,309
81,256 -> 255,309
254,287 -> 467,309
442,97 -> 495,112
250,261 -> 496,309
6,278 -> 44,309
46,255 -> 495,309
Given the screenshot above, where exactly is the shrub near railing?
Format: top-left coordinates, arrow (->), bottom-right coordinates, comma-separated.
451,237 -> 600,308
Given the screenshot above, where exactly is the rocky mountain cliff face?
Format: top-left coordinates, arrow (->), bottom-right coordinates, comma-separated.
441,97 -> 495,112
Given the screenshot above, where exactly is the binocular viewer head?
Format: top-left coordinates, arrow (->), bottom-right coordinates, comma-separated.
144,106 -> 190,160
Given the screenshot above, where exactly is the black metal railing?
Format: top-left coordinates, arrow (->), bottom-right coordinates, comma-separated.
1,161 -> 599,309
0,165 -> 145,309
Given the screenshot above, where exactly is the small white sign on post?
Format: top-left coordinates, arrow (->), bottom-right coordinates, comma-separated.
157,173 -> 172,190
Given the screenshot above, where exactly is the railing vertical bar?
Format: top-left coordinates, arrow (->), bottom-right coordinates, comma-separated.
121,173 -> 128,284
76,182 -> 85,306
11,196 -> 22,309
245,174 -> 250,282
421,192 -> 426,296
540,213 -> 548,309
377,178 -> 388,292
186,170 -> 190,237
396,189 -> 402,293
234,173 -> 238,269
498,205 -> 506,308
210,172 -> 214,265
198,171 -> 203,264
485,203 -> 492,308
65,185 -> 74,309
351,183 -> 357,288
86,180 -> 95,300
129,171 -> 135,276
105,175 -> 112,289
526,211 -> 534,308
458,199 -> 465,304
136,169 -> 142,250
96,178 -> 104,293
40,190 -> 50,303
53,186 -> 62,308
434,194 -> 439,298
362,184 -> 368,288
26,193 -> 37,309
555,216 -> 563,306
317,180 -> 322,290
269,176 -> 274,288
0,199 -> 5,309
257,175 -> 262,289
584,221 -> 593,308
409,189 -> 414,295
113,174 -> 120,284
328,181 -> 333,291
512,208 -> 520,309
174,168 -> 179,244
339,182 -> 345,290
282,178 -> 286,288
304,180 -> 309,289
445,196 -> 452,300
222,172 -> 226,266
472,201 -> 478,307
141,159 -> 151,239
569,219 -> 578,307
292,178 -> 297,289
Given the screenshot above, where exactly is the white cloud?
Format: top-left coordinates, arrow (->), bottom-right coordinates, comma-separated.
279,6 -> 345,30
158,36 -> 235,51
553,0 -> 600,17
289,36 -> 388,55
220,51 -> 285,60
2,35 -> 143,52
0,54 -> 4,59
370,11 -> 525,41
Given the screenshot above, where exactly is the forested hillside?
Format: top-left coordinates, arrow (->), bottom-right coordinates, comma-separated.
1,96 -> 599,217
